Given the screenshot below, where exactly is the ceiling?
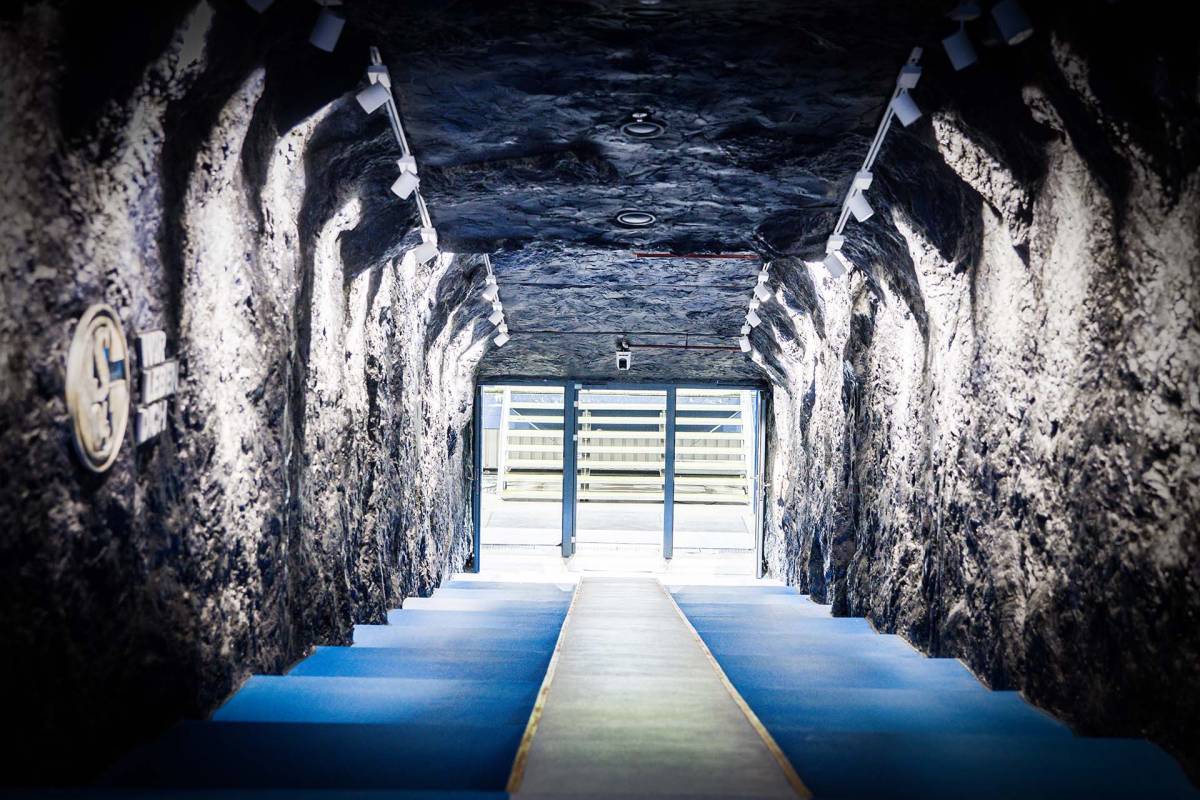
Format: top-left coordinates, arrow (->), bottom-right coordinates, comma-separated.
353,0 -> 942,382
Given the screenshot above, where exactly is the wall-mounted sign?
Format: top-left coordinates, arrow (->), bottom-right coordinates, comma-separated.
135,329 -> 178,444
65,304 -> 130,473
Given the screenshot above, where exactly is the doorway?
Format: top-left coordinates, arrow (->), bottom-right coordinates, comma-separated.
473,382 -> 765,575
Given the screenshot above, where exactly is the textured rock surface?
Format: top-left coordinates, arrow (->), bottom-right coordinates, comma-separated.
354,0 -> 943,381
0,2 -> 489,782
760,4 -> 1200,778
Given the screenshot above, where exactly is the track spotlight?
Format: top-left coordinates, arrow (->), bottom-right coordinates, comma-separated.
482,283 -> 500,302
991,0 -> 1034,46
488,309 -> 505,326
826,234 -> 845,253
848,190 -> 874,223
412,227 -> 438,264
356,82 -> 390,114
891,91 -> 922,127
245,0 -> 274,12
897,64 -> 922,90
853,171 -> 873,191
741,323 -> 751,335
746,308 -> 762,327
498,322 -> 509,335
494,331 -> 510,347
757,269 -> 770,284
739,336 -> 751,353
824,250 -> 851,279
390,156 -> 420,200
309,8 -> 345,52
942,26 -> 977,71
753,283 -> 772,303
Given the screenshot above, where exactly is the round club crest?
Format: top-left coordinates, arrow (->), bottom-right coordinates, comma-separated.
65,303 -> 130,473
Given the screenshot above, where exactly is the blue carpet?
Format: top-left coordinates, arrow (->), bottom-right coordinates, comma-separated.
100,582 -> 572,793
214,676 -> 540,726
351,624 -> 561,649
675,585 -> 1199,799
289,646 -> 553,682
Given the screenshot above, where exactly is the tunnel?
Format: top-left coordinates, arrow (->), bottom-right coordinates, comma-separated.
1,0 -> 1198,797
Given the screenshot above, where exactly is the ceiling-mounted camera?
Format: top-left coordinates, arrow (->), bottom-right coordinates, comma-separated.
616,338 -> 632,371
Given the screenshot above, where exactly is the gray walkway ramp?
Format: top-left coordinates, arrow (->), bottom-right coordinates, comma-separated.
514,577 -> 803,798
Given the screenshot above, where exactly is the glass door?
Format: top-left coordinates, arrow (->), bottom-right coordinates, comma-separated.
479,385 -> 565,557
671,388 -> 759,572
573,388 -> 668,560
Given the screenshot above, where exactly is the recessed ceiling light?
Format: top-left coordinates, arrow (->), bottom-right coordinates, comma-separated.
621,110 -> 666,140
615,209 -> 657,228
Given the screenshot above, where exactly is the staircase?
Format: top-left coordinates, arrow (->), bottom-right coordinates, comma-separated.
100,580 -> 573,795
671,585 -> 1199,800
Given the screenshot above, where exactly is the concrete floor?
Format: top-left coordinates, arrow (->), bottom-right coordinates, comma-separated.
481,496 -> 755,550
514,577 -> 801,798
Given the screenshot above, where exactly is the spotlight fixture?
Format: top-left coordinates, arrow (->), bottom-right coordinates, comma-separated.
753,282 -> 772,303
848,190 -> 874,223
991,0 -> 1034,46
482,283 -> 500,302
620,110 -> 666,140
390,156 -> 420,200
741,323 -> 751,335
412,227 -> 439,264
746,308 -> 762,327
891,91 -> 922,127
494,331 -> 510,347
498,322 -> 509,335
739,336 -> 752,353
826,234 -> 845,253
488,309 -> 505,326
824,250 -> 851,279
853,170 -> 874,191
757,269 -> 770,284
615,209 -> 657,228
245,0 -> 274,12
356,83 -> 390,114
897,64 -> 922,90
942,26 -> 978,71
309,8 -> 345,52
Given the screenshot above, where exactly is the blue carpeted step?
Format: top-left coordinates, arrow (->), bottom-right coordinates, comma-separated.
713,651 -> 984,691
428,587 -> 572,600
102,721 -> 525,791
444,580 -> 573,592
669,584 -> 802,596
684,614 -> 875,635
746,687 -> 1069,737
352,624 -> 560,649
775,730 -> 1199,800
214,676 -> 539,727
289,645 -> 553,682
385,608 -> 567,627
668,601 -> 833,619
695,629 -> 922,660
402,598 -> 570,614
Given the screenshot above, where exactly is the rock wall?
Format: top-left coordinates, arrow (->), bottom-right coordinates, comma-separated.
0,2 -> 490,782
761,6 -> 1199,777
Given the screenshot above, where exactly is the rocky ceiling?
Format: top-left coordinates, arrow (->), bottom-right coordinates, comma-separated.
352,0 -> 943,382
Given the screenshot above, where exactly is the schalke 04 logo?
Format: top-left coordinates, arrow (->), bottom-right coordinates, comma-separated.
65,303 -> 130,473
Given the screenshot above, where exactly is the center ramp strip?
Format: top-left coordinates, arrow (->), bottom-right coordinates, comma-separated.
510,576 -> 808,798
